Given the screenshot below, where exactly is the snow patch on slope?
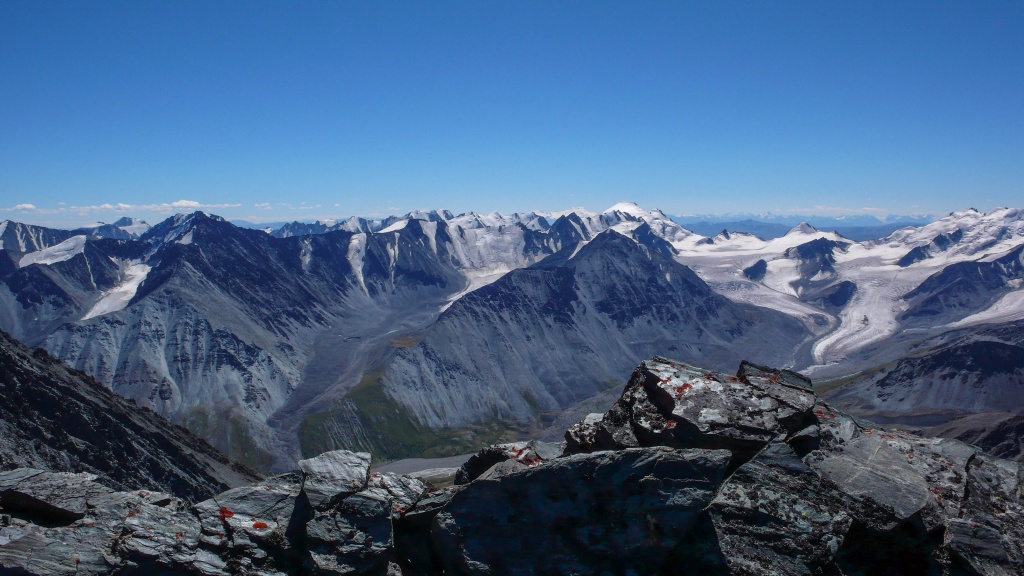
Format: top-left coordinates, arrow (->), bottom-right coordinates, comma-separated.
347,234 -> 368,295
300,238 -> 313,272
421,220 -> 438,254
379,219 -> 409,233
82,263 -> 152,320
943,286 -> 1024,329
19,235 -> 87,268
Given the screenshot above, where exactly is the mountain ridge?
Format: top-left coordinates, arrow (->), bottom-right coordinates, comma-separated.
1,203 -> 1022,469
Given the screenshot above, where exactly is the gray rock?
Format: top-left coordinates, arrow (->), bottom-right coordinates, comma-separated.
367,472 -> 430,519
299,450 -> 372,509
0,481 -> 182,575
0,469 -> 114,524
947,453 -> 1024,574
709,441 -> 852,575
114,500 -> 205,571
431,446 -> 731,575
306,488 -> 394,575
565,357 -> 817,463
5,356 -> 1024,575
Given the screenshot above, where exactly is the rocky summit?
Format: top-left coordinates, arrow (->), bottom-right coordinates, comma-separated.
2,357 -> 1022,575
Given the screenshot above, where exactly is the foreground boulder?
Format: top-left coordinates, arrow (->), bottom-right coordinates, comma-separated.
2,356 -> 1023,575
558,357 -> 1024,575
565,357 -> 817,465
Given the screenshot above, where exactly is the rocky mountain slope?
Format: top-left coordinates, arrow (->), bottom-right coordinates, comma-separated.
1,356 -> 1020,575
0,329 -> 260,502
322,230 -> 810,458
2,204 -> 1024,469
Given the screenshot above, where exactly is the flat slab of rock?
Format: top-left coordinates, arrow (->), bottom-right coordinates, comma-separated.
947,453 -> 1024,574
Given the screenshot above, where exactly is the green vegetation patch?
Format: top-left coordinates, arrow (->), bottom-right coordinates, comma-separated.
228,416 -> 273,471
389,335 -> 424,348
298,376 -> 521,463
182,406 -> 272,472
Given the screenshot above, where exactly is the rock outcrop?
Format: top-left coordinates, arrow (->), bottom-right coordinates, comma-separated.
2,356 -> 1023,575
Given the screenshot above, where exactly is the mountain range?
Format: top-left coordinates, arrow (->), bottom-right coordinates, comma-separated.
2,203 -> 1022,469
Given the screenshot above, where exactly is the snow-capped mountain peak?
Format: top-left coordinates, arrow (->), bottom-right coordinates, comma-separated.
786,222 -> 819,236
603,201 -> 648,217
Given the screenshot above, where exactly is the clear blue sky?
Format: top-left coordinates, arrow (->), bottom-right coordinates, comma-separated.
1,1 -> 1022,227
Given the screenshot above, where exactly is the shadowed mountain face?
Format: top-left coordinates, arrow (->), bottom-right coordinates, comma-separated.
0,329 -> 260,502
901,244 -> 1024,325
826,320 -> 1024,413
0,221 -> 74,253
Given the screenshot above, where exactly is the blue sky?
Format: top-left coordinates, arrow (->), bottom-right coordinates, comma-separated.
1,1 -> 1022,227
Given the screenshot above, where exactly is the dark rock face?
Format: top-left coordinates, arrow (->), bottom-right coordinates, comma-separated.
898,229 -> 965,267
433,447 -> 731,575
0,329 -> 260,502
561,357 -> 1024,575
3,356 -> 1023,575
784,237 -> 850,277
743,259 -> 767,281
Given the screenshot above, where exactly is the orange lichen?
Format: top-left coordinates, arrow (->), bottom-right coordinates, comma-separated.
252,521 -> 269,529
216,506 -> 234,521
672,382 -> 693,400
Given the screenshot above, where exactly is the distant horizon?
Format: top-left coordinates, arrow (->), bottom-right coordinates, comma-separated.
6,197 -> 1018,230
6,197 -> 1013,231
3,2 -> 1021,229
